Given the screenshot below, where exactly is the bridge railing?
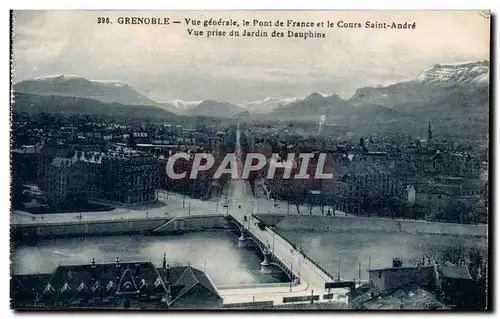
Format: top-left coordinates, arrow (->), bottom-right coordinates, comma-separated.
226,215 -> 298,281
251,214 -> 337,281
272,227 -> 337,281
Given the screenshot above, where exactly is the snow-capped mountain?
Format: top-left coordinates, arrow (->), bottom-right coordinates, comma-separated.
240,96 -> 302,113
240,92 -> 337,113
34,74 -> 82,81
416,60 -> 489,86
271,92 -> 352,117
14,74 -> 159,106
167,99 -> 203,110
347,60 -> 489,139
265,60 -> 489,138
350,60 -> 489,108
34,75 -> 129,88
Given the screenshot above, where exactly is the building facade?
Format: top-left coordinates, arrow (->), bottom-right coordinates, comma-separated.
40,147 -> 158,206
101,151 -> 157,204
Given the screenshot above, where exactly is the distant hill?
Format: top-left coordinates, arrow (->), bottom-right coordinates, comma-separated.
12,92 -> 178,121
13,75 -> 178,113
233,110 -> 252,120
261,61 -> 489,139
350,61 -> 489,111
167,99 -> 203,110
240,96 -> 301,113
262,92 -> 410,129
186,100 -> 244,118
272,92 -> 353,119
348,60 -> 489,138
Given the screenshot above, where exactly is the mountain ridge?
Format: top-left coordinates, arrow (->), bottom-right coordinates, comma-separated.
13,60 -> 489,138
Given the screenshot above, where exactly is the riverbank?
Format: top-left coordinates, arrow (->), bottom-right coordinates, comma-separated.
11,215 -> 232,240
254,214 -> 487,238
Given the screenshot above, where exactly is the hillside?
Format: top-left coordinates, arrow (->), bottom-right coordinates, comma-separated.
186,100 -> 244,118
264,61 -> 489,139
14,75 -> 178,113
12,92 -> 178,121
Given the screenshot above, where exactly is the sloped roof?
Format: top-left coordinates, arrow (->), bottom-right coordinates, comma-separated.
171,267 -> 198,302
116,268 -> 137,294
11,274 -> 51,296
362,287 -> 446,310
168,266 -> 220,305
441,265 -> 472,280
190,267 -> 219,296
12,263 -> 218,308
37,261 -> 166,301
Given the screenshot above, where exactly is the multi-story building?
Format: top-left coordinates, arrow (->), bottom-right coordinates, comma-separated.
100,150 -> 158,204
38,146 -> 75,192
405,147 -> 482,178
40,147 -> 158,207
43,151 -> 104,207
321,153 -> 406,215
443,152 -> 482,178
157,151 -> 216,199
11,144 -> 42,184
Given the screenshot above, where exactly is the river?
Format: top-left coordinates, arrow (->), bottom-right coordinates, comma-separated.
279,229 -> 487,281
11,230 -> 289,286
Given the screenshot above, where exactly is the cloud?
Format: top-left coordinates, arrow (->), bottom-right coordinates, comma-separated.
12,10 -> 490,102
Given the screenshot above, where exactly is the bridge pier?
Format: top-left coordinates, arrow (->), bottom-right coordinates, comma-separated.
260,249 -> 272,273
237,232 -> 246,247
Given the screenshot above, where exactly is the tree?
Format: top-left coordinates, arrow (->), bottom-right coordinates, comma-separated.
289,182 -> 309,214
439,240 -> 468,265
359,137 -> 365,147
127,131 -> 136,148
443,199 -> 475,224
362,189 -> 383,217
388,196 -> 407,219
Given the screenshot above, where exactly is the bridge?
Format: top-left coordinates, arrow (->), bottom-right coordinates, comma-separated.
215,123 -> 349,306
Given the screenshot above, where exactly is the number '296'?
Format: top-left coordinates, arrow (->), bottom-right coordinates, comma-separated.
97,17 -> 111,24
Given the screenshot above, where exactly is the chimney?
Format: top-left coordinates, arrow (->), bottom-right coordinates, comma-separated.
162,253 -> 166,269
135,263 -> 140,276
392,258 -> 403,268
166,264 -> 170,283
90,257 -> 97,286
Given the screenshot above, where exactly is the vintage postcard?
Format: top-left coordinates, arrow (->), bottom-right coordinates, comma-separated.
10,10 -> 490,310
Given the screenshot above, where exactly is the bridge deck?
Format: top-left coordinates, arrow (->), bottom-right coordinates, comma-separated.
224,127 -> 344,305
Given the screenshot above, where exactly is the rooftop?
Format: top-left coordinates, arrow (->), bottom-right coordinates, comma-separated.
11,260 -> 222,309
441,265 -> 472,280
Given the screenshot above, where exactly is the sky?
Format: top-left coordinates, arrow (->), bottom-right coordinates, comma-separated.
12,10 -> 490,103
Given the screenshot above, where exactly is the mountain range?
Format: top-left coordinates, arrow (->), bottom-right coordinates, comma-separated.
14,75 -> 160,106
13,91 -> 178,122
12,60 -> 489,138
